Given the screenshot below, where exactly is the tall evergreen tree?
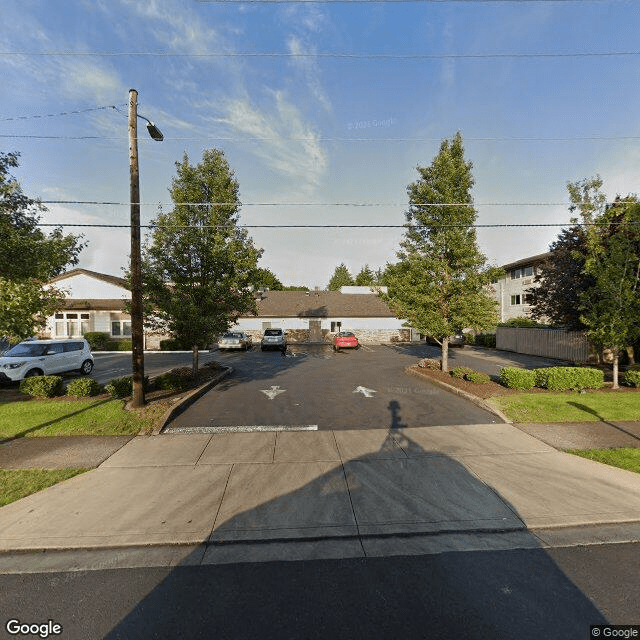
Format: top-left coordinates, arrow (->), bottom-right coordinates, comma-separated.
0,152 -> 83,340
327,263 -> 354,290
140,149 -> 262,375
382,133 -> 500,371
355,264 -> 375,286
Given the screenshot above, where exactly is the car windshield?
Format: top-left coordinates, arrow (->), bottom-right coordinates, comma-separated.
264,330 -> 282,336
222,333 -> 242,339
4,343 -> 48,357
338,332 -> 355,337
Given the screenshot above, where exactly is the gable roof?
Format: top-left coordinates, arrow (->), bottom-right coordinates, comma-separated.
48,268 -> 129,290
247,291 -> 397,318
499,252 -> 552,272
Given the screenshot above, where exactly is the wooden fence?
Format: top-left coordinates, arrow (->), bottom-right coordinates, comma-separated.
496,327 -> 591,363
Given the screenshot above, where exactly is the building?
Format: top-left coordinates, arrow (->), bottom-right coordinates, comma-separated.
490,252 -> 551,322
232,286 -> 410,344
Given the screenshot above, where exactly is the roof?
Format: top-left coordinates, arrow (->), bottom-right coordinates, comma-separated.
49,268 -> 129,290
59,299 -> 128,311
499,252 -> 552,272
246,290 -> 397,318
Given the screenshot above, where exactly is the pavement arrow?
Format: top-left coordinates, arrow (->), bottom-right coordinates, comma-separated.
260,385 -> 286,400
353,386 -> 377,398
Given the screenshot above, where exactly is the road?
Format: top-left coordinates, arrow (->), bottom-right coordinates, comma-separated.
166,344 -> 501,432
1,542 -> 637,639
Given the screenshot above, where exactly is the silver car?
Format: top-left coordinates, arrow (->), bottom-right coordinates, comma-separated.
261,328 -> 287,352
218,332 -> 253,351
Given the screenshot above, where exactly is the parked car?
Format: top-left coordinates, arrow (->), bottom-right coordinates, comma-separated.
425,331 -> 465,348
218,331 -> 253,351
0,339 -> 94,383
261,328 -> 287,352
333,331 -> 359,351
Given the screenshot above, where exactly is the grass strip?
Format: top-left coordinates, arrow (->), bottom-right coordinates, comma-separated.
0,397 -> 166,439
0,468 -> 89,507
565,448 -> 640,475
487,391 -> 640,423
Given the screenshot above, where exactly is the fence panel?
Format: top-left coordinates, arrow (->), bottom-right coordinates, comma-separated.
496,327 -> 590,362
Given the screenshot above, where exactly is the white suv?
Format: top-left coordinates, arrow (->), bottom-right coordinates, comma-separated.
0,339 -> 94,383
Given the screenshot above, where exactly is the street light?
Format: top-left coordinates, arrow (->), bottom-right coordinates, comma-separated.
128,89 -> 163,408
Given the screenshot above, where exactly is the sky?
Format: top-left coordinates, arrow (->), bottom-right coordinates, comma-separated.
2,0 -> 640,289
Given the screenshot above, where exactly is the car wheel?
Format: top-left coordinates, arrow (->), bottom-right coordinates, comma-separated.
80,359 -> 94,375
24,369 -> 43,378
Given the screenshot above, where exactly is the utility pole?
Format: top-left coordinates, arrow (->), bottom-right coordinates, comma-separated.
128,89 -> 145,408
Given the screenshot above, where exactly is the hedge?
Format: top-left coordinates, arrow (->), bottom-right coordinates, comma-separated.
451,366 -> 474,379
19,375 -> 65,398
66,378 -> 103,397
154,371 -> 187,391
623,369 -> 640,388
499,367 -> 537,390
534,367 -> 604,391
104,375 -> 150,398
475,333 -> 496,348
465,371 -> 490,384
83,332 -> 110,350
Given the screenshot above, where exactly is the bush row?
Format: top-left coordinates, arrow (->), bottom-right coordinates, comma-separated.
499,366 -> 605,391
20,373 -> 151,399
83,333 -> 132,351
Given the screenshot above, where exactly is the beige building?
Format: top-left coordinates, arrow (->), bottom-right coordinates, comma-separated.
490,252 -> 551,322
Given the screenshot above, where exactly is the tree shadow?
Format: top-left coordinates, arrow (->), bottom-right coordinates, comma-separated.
101,406 -> 608,639
567,401 -> 640,441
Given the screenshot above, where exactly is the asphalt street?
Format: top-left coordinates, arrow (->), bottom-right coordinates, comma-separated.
2,542 -> 638,640
166,344 -> 501,432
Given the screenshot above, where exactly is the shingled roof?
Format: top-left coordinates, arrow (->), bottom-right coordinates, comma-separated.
49,268 -> 128,289
247,290 -> 398,318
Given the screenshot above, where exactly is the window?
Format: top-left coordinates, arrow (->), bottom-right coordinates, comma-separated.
523,266 -> 534,277
511,295 -> 521,305
510,269 -> 522,279
63,342 -> 84,352
523,293 -> 533,304
55,312 -> 88,337
112,321 -> 121,336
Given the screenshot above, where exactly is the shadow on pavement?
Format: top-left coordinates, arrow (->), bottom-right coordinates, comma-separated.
101,426 -> 607,639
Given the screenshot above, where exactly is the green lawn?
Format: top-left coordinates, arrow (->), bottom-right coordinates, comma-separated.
488,391 -> 640,423
0,397 -> 162,439
566,448 -> 640,475
0,468 -> 89,507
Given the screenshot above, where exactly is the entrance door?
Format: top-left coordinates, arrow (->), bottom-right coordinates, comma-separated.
308,320 -> 322,343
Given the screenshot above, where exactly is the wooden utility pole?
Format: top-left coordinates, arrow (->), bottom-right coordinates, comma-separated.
128,89 -> 145,408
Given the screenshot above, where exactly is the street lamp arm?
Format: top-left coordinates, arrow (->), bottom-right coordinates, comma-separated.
137,113 -> 164,142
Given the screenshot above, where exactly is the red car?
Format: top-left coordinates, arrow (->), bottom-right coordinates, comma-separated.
333,331 -> 359,351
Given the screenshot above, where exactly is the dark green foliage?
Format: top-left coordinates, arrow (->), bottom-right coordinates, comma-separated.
105,375 -> 149,398
623,369 -> 640,388
66,377 -> 102,397
19,375 -> 64,398
154,371 -> 187,391
464,333 -> 476,345
499,367 -> 537,390
253,267 -> 284,291
465,371 -> 490,384
116,340 -> 132,351
160,338 -> 193,351
354,265 -> 376,286
451,366 -> 474,379
498,317 -> 544,328
83,332 -> 110,350
327,263 -> 354,290
475,333 -> 496,348
534,367 -> 604,391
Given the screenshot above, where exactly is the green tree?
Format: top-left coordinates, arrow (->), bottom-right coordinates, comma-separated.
253,267 -> 284,291
140,149 -> 262,375
327,263 -> 354,290
579,195 -> 640,387
0,152 -> 83,340
382,133 -> 500,371
354,264 -> 376,286
282,285 -> 310,291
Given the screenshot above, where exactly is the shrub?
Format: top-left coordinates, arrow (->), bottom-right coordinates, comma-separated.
83,332 -> 110,351
160,338 -> 194,351
475,333 -> 496,348
623,369 -> 640,388
104,375 -> 149,398
534,367 -> 604,391
19,375 -> 65,398
465,371 -> 490,384
499,367 -> 536,390
66,377 -> 103,397
498,317 -> 543,328
417,358 -> 441,370
154,371 -> 187,391
451,366 -> 474,379
117,340 -> 132,351
464,333 -> 476,345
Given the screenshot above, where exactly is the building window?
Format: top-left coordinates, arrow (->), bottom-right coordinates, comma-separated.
511,295 -> 521,305
523,293 -> 533,304
55,312 -> 89,337
523,266 -> 534,277
510,269 -> 521,279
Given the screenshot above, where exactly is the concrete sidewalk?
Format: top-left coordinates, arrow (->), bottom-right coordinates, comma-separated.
2,424 -> 640,557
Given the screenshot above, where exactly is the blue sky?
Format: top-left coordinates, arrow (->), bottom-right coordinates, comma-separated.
2,0 -> 640,288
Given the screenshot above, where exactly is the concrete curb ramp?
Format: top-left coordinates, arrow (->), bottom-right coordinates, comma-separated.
1,424 -> 640,555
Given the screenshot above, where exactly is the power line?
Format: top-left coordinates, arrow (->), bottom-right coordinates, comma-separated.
0,105 -> 120,123
2,50 -> 639,59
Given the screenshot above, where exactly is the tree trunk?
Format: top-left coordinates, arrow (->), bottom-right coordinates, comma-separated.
626,345 -> 635,366
612,351 -> 619,389
192,345 -> 199,380
441,337 -> 449,372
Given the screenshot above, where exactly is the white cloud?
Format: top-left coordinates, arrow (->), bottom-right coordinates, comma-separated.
287,36 -> 332,114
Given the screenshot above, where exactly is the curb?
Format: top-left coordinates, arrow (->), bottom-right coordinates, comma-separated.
404,365 -> 512,424
152,366 -> 234,435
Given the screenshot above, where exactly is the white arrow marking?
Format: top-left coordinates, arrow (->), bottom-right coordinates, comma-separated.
353,386 -> 377,398
260,385 -> 286,400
